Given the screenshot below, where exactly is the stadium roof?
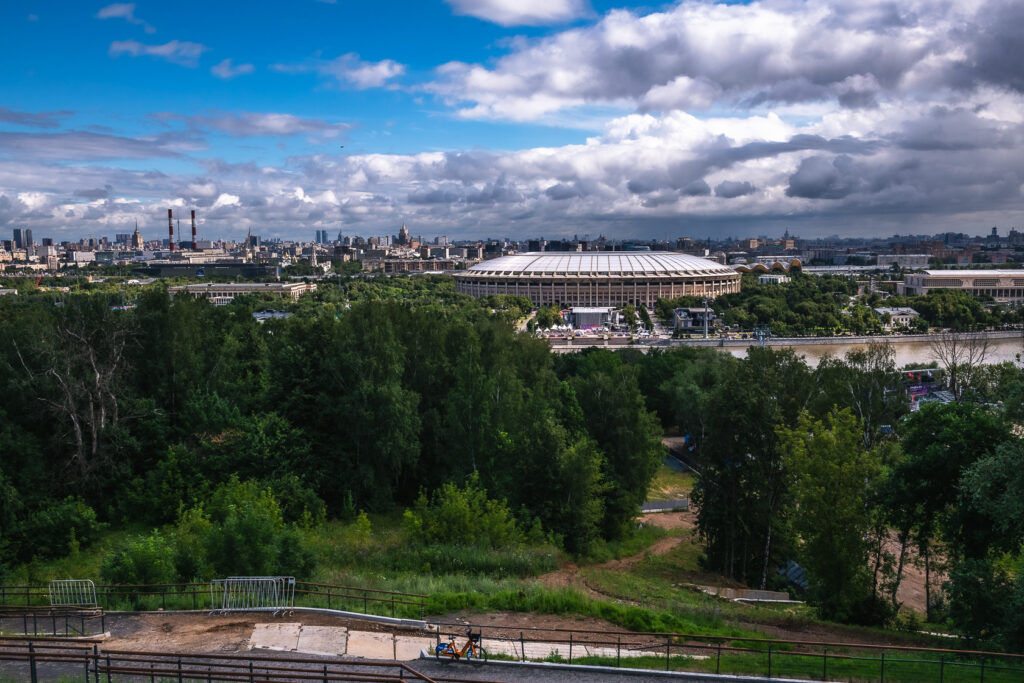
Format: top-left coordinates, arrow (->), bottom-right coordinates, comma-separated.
464,252 -> 735,277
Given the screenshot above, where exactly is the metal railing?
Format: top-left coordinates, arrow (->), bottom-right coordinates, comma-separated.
430,620 -> 1024,682
0,638 -> 489,683
0,606 -> 106,637
0,581 -> 427,619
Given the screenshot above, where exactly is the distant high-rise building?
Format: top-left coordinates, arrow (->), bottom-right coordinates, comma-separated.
131,223 -> 144,250
41,238 -> 54,247
12,228 -> 32,249
397,224 -> 410,246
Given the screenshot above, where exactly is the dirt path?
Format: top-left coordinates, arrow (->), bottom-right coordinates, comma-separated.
535,511 -> 696,600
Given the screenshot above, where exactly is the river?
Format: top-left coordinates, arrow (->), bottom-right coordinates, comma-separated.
723,336 -> 1024,368
551,331 -> 1024,368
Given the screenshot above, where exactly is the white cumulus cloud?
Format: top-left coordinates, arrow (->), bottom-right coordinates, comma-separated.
444,0 -> 589,26
211,59 -> 255,79
109,40 -> 208,67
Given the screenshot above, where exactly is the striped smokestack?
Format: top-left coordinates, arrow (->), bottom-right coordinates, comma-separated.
167,208 -> 175,252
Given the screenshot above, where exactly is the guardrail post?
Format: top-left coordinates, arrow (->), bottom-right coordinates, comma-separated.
666,637 -> 671,671
106,654 -> 112,683
823,646 -> 827,680
328,586 -> 332,610
939,653 -> 944,683
717,642 -> 722,674
363,590 -> 367,614
249,660 -> 254,683
768,646 -> 772,679
177,656 -> 183,683
28,641 -> 38,683
323,663 -> 328,682
193,584 -> 197,610
391,594 -> 395,617
568,632 -> 573,664
881,650 -> 885,682
617,635 -> 621,667
150,663 -> 155,683
520,632 -> 525,662
980,655 -> 985,683
93,644 -> 100,683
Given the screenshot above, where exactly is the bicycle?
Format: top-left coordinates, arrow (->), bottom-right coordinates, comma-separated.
434,628 -> 488,666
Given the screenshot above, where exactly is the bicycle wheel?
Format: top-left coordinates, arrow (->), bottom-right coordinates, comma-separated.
435,644 -> 456,664
469,645 -> 488,667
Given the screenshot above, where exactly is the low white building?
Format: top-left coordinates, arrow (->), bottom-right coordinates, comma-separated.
168,282 -> 317,305
758,274 -> 790,284
900,270 -> 1024,303
874,307 -> 920,330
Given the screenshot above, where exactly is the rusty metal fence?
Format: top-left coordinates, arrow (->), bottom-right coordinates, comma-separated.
0,638 -> 498,683
431,620 -> 1024,682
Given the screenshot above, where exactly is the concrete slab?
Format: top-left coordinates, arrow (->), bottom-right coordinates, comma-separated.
296,625 -> 348,657
394,636 -> 435,660
346,630 -> 396,659
248,623 -> 301,652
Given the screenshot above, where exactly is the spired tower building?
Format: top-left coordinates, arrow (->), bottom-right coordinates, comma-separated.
397,224 -> 410,246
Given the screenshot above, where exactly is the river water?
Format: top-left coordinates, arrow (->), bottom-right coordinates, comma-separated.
726,336 -> 1024,368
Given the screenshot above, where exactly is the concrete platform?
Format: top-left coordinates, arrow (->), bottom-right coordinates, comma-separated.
248,622 -> 302,652
297,625 -> 348,657
248,623 -> 348,656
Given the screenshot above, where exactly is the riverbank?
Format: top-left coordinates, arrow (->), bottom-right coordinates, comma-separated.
667,329 -> 1022,348
548,329 -> 1024,367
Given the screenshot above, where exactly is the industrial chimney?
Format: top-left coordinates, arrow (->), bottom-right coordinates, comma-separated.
167,208 -> 175,253
191,209 -> 197,250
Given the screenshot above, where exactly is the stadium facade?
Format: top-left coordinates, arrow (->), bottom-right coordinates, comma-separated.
454,252 -> 741,307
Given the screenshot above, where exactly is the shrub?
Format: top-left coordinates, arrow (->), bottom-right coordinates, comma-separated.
403,474 -> 523,548
21,497 -> 104,560
100,530 -> 177,585
195,477 -> 316,578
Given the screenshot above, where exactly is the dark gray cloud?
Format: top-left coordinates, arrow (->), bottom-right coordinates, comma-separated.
0,130 -> 182,161
544,183 -> 583,200
73,185 -> 113,200
714,180 -> 755,198
893,107 -> 1019,151
681,179 -> 711,196
0,107 -> 74,129
786,156 -> 861,199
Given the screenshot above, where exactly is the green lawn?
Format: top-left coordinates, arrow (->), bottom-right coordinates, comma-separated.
646,463 -> 695,502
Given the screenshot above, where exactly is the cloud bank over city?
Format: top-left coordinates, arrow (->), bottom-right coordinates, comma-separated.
1,0 -> 1023,240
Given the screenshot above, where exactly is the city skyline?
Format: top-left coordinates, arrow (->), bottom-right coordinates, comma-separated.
2,0 -> 1023,241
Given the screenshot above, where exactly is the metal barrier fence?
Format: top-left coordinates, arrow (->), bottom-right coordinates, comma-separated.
210,576 -> 296,612
431,621 -> 1024,682
47,579 -> 97,607
1,580 -> 427,618
0,638 -> 486,683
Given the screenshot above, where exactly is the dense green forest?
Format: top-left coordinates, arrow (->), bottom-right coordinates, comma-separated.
0,276 -> 660,573
1,274 -> 1023,650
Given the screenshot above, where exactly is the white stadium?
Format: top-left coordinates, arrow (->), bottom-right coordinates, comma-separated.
453,252 -> 741,307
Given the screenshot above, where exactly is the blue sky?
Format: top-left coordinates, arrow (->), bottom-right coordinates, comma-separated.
2,0 -> 1024,241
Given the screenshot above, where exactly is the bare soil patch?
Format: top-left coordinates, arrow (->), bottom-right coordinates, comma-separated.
103,611 -> 423,653
641,509 -> 697,531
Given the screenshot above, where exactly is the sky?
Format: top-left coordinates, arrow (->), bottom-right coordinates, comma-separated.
2,0 -> 1024,242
